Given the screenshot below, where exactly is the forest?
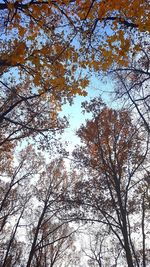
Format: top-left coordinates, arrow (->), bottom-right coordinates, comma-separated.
0,0 -> 149,266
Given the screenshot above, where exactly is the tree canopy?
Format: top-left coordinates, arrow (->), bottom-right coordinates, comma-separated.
1,0 -> 149,71
0,1 -> 149,266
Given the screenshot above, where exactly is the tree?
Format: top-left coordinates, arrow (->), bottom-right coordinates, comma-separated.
112,44 -> 150,133
1,0 -> 149,90
31,223 -> 74,267
0,146 -> 43,266
0,0 -> 149,106
0,146 -> 39,232
0,145 -> 77,267
0,0 -> 149,152
72,97 -> 149,267
0,79 -> 69,150
24,158 -> 74,267
82,225 -> 123,267
0,0 -> 88,96
0,0 -> 89,155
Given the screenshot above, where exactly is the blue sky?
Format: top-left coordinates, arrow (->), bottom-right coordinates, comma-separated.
60,76 -> 115,153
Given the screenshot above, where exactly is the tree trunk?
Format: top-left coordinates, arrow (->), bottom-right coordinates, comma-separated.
26,205 -> 46,267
